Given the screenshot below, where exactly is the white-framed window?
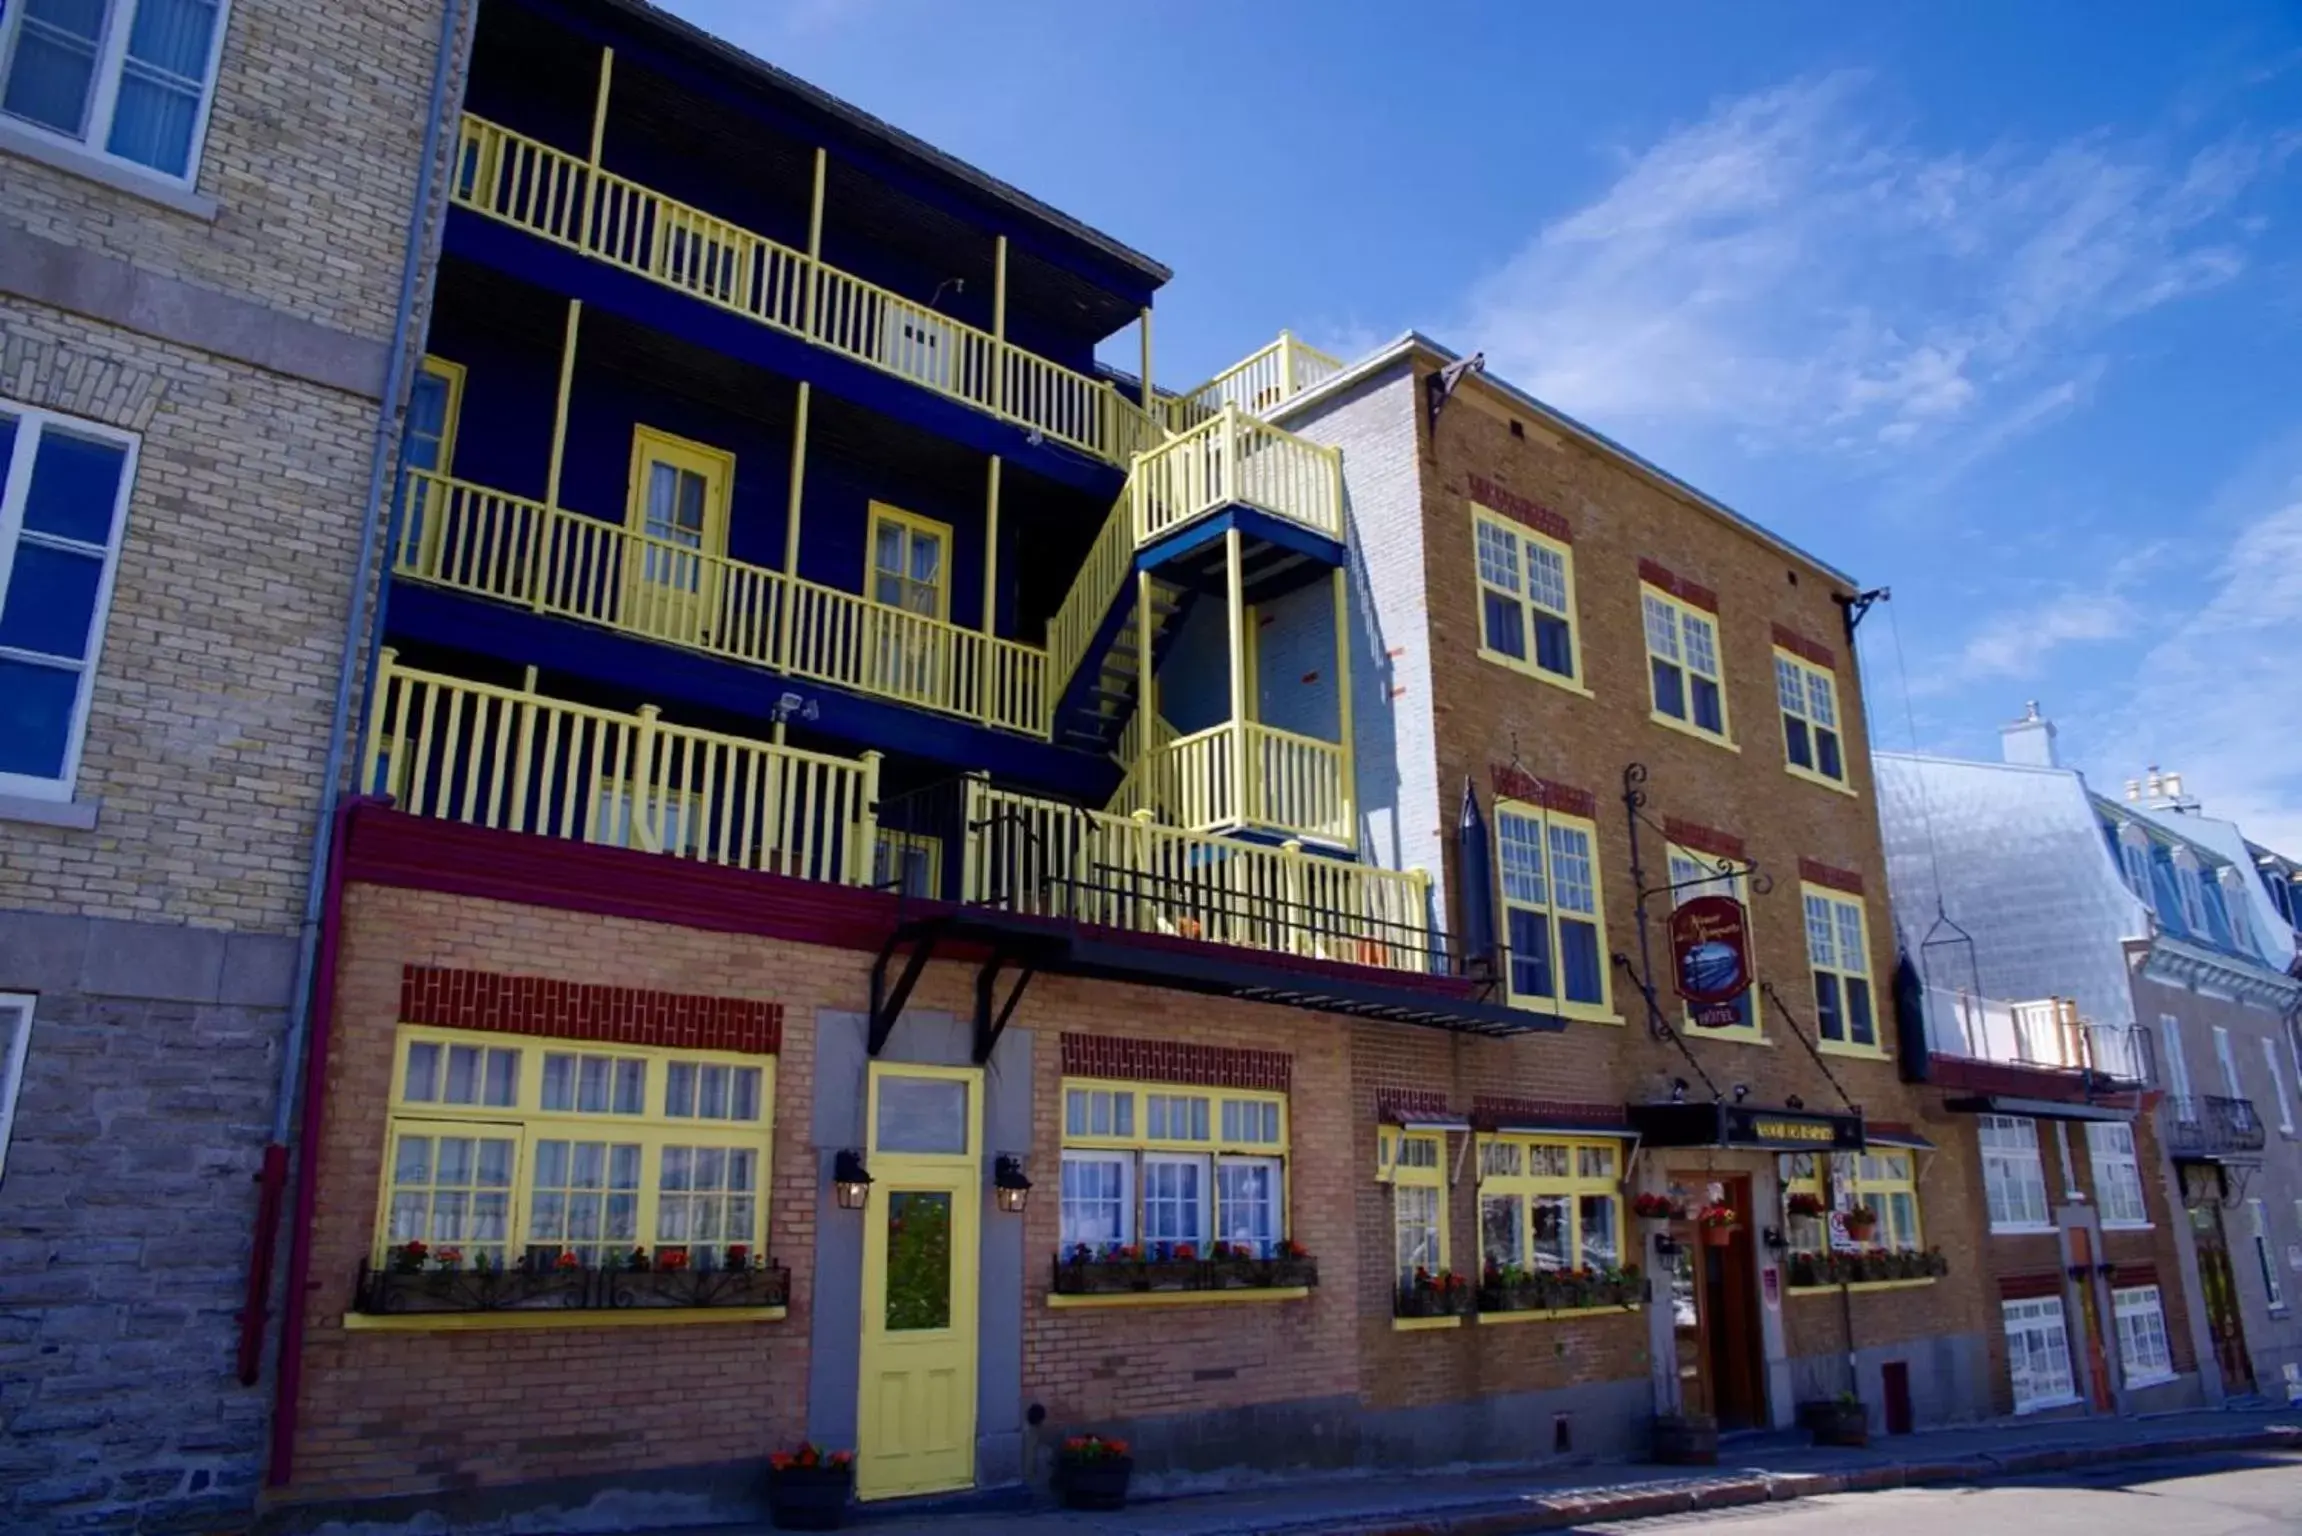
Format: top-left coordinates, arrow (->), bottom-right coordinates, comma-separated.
1801,884 -> 1877,1052
2111,1285 -> 2175,1386
1495,800 -> 1611,1018
1980,1115 -> 2051,1231
2174,851 -> 2211,935
0,0 -> 230,183
1472,507 -> 1580,687
2160,1015 -> 2195,1122
2214,1026 -> 2242,1100
1642,587 -> 1728,740
1059,1151 -> 1132,1249
2250,1198 -> 2285,1311
2117,825 -> 2154,905
2003,1295 -> 2078,1411
0,401 -> 138,801
2221,870 -> 2257,953
2263,1037 -> 2294,1135
0,994 -> 33,1186
1384,1127 -> 1448,1288
2086,1121 -> 2149,1228
1775,649 -> 1846,787
1057,1079 -> 1291,1259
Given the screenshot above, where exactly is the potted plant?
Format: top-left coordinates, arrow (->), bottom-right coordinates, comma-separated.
1696,1203 -> 1738,1247
765,1441 -> 854,1530
1395,1267 -> 1474,1318
1633,1192 -> 1682,1222
1786,1251 -> 1821,1288
1785,1192 -> 1825,1219
1799,1394 -> 1870,1447
1842,1206 -> 1878,1244
390,1239 -> 429,1275
1264,1237 -> 1317,1288
1056,1433 -> 1133,1510
1651,1411 -> 1718,1465
1208,1240 -> 1261,1289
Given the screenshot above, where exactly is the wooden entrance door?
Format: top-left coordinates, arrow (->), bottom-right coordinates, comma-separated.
2191,1200 -> 2256,1395
2068,1227 -> 2115,1410
856,1065 -> 982,1501
1669,1172 -> 1766,1429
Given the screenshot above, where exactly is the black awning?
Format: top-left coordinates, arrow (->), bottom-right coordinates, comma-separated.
1943,1094 -> 2134,1125
1628,1102 -> 1865,1151
1865,1127 -> 1938,1151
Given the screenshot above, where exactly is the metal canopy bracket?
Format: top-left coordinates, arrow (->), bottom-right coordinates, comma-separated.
1426,353 -> 1485,434
867,917 -> 947,1057
974,948 -> 1036,1064
1835,586 -> 1890,638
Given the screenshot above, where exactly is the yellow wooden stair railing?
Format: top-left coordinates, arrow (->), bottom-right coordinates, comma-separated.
1105,720 -> 1352,845
452,114 -> 1166,468
394,469 -> 1049,736
364,650 -> 881,884
1164,333 -> 1344,433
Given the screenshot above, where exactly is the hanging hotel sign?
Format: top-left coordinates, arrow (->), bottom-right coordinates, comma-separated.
1670,894 -> 1751,1026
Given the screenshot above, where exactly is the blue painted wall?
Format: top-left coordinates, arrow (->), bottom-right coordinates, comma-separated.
1157,599 -> 1233,736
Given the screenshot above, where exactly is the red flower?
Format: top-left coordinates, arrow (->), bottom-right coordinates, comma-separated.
401,1240 -> 427,1259
1278,1238 -> 1309,1260
1172,1242 -> 1197,1261
555,1250 -> 581,1271
659,1248 -> 691,1272
435,1246 -> 463,1266
725,1244 -> 750,1268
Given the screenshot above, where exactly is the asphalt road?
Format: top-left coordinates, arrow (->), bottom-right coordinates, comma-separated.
1579,1450 -> 2302,1535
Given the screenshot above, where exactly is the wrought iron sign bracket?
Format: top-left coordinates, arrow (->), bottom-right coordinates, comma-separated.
1835,586 -> 1890,638
1611,951 -> 1725,1105
1757,979 -> 1862,1118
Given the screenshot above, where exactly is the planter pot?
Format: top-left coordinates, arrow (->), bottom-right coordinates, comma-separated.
1650,1414 -> 1718,1465
1059,1455 -> 1134,1511
1844,1223 -> 1877,1245
1699,1224 -> 1735,1248
766,1466 -> 853,1530
1798,1400 -> 1871,1447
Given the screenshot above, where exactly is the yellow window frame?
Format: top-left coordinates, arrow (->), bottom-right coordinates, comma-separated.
1779,1152 -> 1827,1255
626,425 -> 735,558
1388,1129 -> 1449,1286
412,355 -> 466,474
1641,585 -> 1733,746
1665,842 -> 1762,1043
1835,1148 -> 1923,1251
1471,507 -> 1587,695
1494,798 -> 1616,1022
867,502 -> 953,622
1057,1076 -> 1291,1252
1775,648 -> 1853,794
375,1025 -> 775,1273
1802,882 -> 1884,1059
1474,1133 -> 1625,1274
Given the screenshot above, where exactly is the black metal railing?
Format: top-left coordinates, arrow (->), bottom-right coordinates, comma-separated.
354,1257 -> 791,1317
2163,1094 -> 2267,1158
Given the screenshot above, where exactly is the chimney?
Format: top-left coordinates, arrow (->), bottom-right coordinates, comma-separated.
2000,701 -> 2060,768
2137,766 -> 2202,814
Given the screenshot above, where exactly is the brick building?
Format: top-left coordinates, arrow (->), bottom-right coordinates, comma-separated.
0,0 -> 460,1528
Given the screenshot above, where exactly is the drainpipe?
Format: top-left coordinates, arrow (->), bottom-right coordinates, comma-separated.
235,0 -> 469,1462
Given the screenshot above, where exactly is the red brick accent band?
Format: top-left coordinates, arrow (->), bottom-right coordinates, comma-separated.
1772,623 -> 1836,670
1999,1272 -> 2064,1301
1663,817 -> 1745,863
1798,857 -> 1866,896
1061,1034 -> 1290,1093
1638,558 -> 1719,614
1471,1097 -> 1631,1132
1491,763 -> 1598,820
398,965 -> 782,1055
1467,474 -> 1572,544
1376,1089 -> 1456,1123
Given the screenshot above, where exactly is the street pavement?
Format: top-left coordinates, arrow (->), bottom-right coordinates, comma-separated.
1577,1448 -> 2302,1534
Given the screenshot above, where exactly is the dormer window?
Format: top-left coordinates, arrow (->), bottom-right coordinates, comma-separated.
2171,849 -> 2210,935
2219,868 -> 2256,952
2116,824 -> 2153,903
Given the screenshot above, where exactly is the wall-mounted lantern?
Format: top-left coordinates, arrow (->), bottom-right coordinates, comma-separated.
833,1149 -> 873,1210
994,1154 -> 1032,1215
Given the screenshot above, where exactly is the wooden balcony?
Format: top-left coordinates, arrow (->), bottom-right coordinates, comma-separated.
394,470 -> 1050,737
1164,334 -> 1344,431
451,114 -> 1166,470
1106,720 -> 1351,846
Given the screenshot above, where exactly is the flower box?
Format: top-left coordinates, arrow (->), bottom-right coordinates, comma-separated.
1394,1279 -> 1474,1318
1056,1437 -> 1133,1511
765,1446 -> 853,1530
1137,1259 -> 1202,1291
1261,1256 -> 1318,1289
1798,1398 -> 1870,1447
353,1256 -> 789,1316
1052,1259 -> 1144,1296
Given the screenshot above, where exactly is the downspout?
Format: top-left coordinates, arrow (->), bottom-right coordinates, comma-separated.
237,0 -> 468,1472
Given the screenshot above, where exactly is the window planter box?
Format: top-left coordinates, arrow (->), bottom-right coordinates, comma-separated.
1052,1256 -> 1321,1297
1056,1454 -> 1133,1511
764,1464 -> 853,1530
1785,1249 -> 1948,1289
354,1260 -> 790,1316
1394,1284 -> 1475,1319
1797,1399 -> 1871,1447
1477,1272 -> 1644,1315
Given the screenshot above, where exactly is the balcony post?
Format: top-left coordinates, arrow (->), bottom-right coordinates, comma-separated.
631,705 -> 661,853
980,455 -> 1001,723
1225,527 -> 1247,829
960,771 -> 989,904
1135,568 -> 1158,748
362,648 -> 399,800
1282,838 -> 1305,958
1220,403 -> 1240,506
804,146 -> 827,336
1139,306 -> 1154,410
538,298 -> 584,610
778,381 -> 811,673
1409,866 -> 1433,974
1278,329 -> 1296,400
579,47 -> 614,248
853,750 -> 883,887
992,235 -> 1008,415
1331,567 -> 1355,845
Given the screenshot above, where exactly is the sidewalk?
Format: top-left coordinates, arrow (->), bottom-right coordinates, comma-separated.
730,1405 -> 2302,1536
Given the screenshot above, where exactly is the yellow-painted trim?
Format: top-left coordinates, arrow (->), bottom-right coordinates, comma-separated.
1494,799 -> 1615,1017
415,356 -> 465,475
1473,1133 -> 1626,1277
1477,1304 -> 1644,1325
981,457 -> 1001,646
1139,305 -> 1153,410
1785,1278 -> 1936,1296
1060,1078 -> 1290,1154
1242,602 -> 1260,722
1786,761 -> 1861,798
1392,1314 -> 1463,1332
1471,507 -> 1584,691
1225,526 -> 1248,816
1388,1126 -> 1449,1285
1664,843 -> 1763,1044
866,502 -> 953,623
1801,882 -> 1883,1057
626,425 -> 734,558
544,300 -> 583,515
343,1305 -> 786,1332
1639,583 -> 1732,745
1048,1287 -> 1310,1310
1774,648 -> 1853,794
1332,568 -> 1355,823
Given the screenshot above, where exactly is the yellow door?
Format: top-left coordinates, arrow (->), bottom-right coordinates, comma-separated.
856,1065 -> 981,1501
624,426 -> 733,649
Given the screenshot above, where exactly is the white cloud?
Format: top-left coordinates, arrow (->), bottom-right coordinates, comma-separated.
1458,75 -> 2284,463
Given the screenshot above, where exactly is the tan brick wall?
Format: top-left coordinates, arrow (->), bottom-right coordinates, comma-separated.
2,0 -> 451,342
0,304 -> 378,930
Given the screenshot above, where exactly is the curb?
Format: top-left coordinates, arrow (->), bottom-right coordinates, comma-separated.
1301,1424 -> 2302,1536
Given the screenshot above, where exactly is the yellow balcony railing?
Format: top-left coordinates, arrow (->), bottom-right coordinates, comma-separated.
964,778 -> 1426,974
1165,333 -> 1345,433
394,470 -> 1049,736
1106,719 -> 1351,845
365,650 -> 881,884
452,114 -> 1166,468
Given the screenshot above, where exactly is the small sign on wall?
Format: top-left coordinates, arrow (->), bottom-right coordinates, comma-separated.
1763,1267 -> 1781,1310
2286,1243 -> 2301,1273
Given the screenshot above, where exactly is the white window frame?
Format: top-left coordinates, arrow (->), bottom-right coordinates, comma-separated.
2160,1015 -> 2195,1122
1057,1148 -> 1134,1251
2214,1026 -> 2242,1101
0,994 -> 34,1186
1140,1150 -> 1211,1250
2263,1037 -> 2294,1136
2111,1284 -> 2176,1388
2086,1121 -> 2150,1229
2117,824 -> 2154,906
0,401 -> 140,801
2174,850 -> 2211,935
1980,1115 -> 2053,1233
0,0 -> 232,188
2003,1295 -> 2079,1412
2251,1198 -> 2286,1311
2221,869 -> 2257,953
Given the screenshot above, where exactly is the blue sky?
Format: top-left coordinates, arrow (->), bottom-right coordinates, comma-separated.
666,1 -> 2302,844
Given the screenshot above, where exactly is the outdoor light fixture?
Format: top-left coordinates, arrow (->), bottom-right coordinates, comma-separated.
1762,1226 -> 1788,1252
1785,1094 -> 1806,1110
1732,1083 -> 1751,1104
994,1154 -> 1032,1214
1670,1078 -> 1689,1104
833,1149 -> 873,1210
